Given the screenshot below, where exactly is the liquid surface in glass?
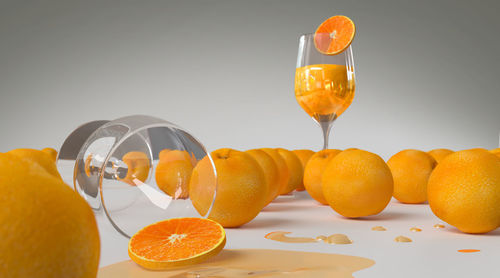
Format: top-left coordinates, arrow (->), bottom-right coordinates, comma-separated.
295,64 -> 355,121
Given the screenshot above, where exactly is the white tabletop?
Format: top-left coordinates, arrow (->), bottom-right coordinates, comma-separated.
96,191 -> 499,277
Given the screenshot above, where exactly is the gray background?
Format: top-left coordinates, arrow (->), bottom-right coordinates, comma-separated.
0,0 -> 498,159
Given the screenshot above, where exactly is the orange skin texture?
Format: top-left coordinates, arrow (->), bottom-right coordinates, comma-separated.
41,147 -> 58,162
159,149 -> 197,166
322,150 -> 393,218
246,149 -> 281,205
276,148 -> 304,195
119,151 -> 151,186
303,149 -> 341,205
490,148 -> 500,159
260,148 -> 290,196
427,148 -> 454,163
189,148 -> 267,228
8,148 -> 62,180
387,149 -> 437,204
292,149 -> 315,191
428,149 -> 500,234
155,150 -> 194,199
0,153 -> 100,278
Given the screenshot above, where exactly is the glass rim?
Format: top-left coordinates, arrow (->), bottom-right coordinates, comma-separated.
298,33 -> 314,40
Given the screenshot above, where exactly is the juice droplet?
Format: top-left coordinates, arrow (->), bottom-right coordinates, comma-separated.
371,226 -> 386,231
264,231 -> 317,243
458,249 -> 480,253
394,236 -> 412,243
410,227 -> 422,232
325,234 -> 353,245
434,224 -> 445,229
316,235 -> 327,241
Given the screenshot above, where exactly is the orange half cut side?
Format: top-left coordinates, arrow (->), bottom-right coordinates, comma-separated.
128,217 -> 226,270
314,15 -> 355,55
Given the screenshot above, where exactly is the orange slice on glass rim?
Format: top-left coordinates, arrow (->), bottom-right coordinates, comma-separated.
128,218 -> 226,270
314,15 -> 356,55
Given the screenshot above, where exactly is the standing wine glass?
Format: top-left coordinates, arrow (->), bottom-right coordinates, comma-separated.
295,32 -> 355,150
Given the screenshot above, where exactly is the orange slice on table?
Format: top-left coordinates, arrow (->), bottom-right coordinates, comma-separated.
314,15 -> 356,55
128,217 -> 226,270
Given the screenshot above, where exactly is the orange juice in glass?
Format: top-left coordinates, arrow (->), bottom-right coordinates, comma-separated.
295,64 -> 355,121
295,33 -> 355,149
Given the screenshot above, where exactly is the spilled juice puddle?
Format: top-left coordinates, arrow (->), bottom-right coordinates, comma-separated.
410,227 -> 422,232
265,231 -> 352,245
265,231 -> 317,243
458,249 -> 480,253
98,249 -> 375,278
394,236 -> 412,243
434,224 -> 445,229
371,226 -> 387,231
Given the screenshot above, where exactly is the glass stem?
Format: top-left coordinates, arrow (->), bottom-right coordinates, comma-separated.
317,114 -> 337,150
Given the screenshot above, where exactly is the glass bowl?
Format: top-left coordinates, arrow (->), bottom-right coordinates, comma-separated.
57,115 -> 217,238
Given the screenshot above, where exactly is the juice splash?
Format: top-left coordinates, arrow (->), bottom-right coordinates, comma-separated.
371,226 -> 387,231
394,236 -> 412,243
264,231 -> 317,243
458,249 -> 480,253
98,249 -> 375,278
322,234 -> 352,244
434,224 -> 445,229
295,64 -> 355,122
410,227 -> 422,232
265,231 -> 352,245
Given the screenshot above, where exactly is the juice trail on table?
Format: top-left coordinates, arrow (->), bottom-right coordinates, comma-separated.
265,231 -> 352,245
458,249 -> 480,253
318,234 -> 353,244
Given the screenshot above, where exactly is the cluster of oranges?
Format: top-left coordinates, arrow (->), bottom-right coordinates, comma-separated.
181,146 -> 500,235
311,147 -> 500,233
189,148 -> 307,228
387,148 -> 500,234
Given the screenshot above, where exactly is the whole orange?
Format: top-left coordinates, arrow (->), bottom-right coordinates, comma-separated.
261,148 -> 290,196
8,148 -> 62,180
155,150 -> 194,199
428,149 -> 500,233
490,148 -> 500,159
41,147 -> 58,162
292,149 -> 315,191
387,149 -> 436,204
427,148 -> 454,163
0,153 -> 100,278
119,151 -> 151,186
246,149 -> 281,205
189,148 -> 267,227
303,149 -> 341,205
322,150 -> 393,218
276,148 -> 303,195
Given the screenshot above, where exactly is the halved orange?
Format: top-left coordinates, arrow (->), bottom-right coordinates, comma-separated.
314,15 -> 355,55
128,217 -> 226,270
